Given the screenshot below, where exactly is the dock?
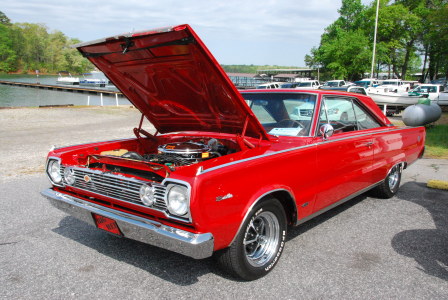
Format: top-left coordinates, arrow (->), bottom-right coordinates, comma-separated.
0,80 -> 123,97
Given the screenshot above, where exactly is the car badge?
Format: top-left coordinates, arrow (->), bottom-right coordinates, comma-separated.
216,193 -> 233,202
84,175 -> 91,183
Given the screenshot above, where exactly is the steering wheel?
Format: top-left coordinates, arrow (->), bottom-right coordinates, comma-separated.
277,119 -> 304,128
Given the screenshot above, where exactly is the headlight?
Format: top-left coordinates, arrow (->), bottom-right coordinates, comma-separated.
47,159 -> 62,184
166,185 -> 189,216
64,167 -> 75,185
139,184 -> 155,206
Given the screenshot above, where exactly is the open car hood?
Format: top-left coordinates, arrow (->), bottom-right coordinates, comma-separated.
75,24 -> 269,140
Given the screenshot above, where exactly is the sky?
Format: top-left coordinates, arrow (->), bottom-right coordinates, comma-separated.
2,0 -> 375,66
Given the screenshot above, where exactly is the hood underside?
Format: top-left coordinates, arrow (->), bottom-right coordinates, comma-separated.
75,25 -> 269,140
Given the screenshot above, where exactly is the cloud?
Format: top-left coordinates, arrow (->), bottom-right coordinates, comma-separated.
2,0 -> 357,65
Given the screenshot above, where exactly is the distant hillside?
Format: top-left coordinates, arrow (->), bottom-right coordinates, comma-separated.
221,65 -> 302,74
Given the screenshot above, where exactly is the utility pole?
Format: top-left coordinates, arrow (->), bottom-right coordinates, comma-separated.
370,0 -> 380,79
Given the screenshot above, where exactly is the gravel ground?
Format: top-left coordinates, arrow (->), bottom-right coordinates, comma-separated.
0,106 -> 145,179
1,107 -> 447,299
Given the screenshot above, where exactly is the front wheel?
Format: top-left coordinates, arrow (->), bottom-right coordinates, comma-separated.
215,198 -> 287,280
371,164 -> 402,198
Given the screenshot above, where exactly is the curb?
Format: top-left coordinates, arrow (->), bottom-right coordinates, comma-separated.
427,180 -> 448,191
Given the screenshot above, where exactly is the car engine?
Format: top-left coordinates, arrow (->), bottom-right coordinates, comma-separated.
119,139 -> 234,167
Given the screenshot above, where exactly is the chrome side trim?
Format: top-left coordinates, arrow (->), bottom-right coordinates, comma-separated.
295,181 -> 382,226
200,126 -> 422,175
41,188 -> 213,259
229,188 -> 297,245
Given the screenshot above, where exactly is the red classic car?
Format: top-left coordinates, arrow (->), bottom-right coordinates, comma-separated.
41,25 -> 425,280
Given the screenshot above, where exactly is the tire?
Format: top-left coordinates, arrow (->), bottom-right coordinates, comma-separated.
371,164 -> 402,198
215,198 -> 287,281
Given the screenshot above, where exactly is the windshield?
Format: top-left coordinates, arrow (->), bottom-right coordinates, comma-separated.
297,82 -> 312,87
281,83 -> 297,88
382,81 -> 399,86
355,81 -> 369,87
325,81 -> 340,87
242,93 -> 317,137
413,85 -> 437,93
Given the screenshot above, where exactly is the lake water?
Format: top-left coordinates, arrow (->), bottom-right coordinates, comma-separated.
0,74 -> 131,107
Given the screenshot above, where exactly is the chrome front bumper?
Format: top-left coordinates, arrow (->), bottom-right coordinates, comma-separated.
41,188 -> 214,259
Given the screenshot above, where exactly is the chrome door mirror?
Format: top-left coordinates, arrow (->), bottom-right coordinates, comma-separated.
319,124 -> 334,140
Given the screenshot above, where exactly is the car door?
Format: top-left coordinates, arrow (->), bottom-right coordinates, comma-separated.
312,96 -> 375,212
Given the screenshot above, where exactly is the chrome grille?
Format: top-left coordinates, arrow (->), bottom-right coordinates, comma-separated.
60,166 -> 167,210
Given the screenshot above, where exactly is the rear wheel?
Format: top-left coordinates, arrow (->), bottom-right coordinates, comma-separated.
371,164 -> 402,198
215,198 -> 287,280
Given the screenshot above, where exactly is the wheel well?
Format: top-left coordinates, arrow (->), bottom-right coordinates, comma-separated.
268,190 -> 297,226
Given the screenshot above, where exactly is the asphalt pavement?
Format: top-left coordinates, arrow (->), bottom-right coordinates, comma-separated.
1,158 -> 448,299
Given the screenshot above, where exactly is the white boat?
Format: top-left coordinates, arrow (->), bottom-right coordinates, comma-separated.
79,78 -> 107,87
79,72 -> 107,87
56,72 -> 79,85
369,92 -> 421,106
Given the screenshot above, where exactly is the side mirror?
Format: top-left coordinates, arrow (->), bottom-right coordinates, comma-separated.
319,124 -> 334,140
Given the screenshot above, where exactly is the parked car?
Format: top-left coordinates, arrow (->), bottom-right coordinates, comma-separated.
321,80 -> 347,88
319,86 -> 368,95
377,79 -> 411,93
256,82 -> 282,89
410,84 -> 444,98
42,24 -> 426,281
295,80 -> 321,89
410,84 -> 448,106
280,82 -> 299,88
354,78 -> 380,88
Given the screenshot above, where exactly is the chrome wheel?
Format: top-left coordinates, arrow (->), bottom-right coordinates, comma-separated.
244,211 -> 280,267
216,198 -> 287,280
388,166 -> 400,191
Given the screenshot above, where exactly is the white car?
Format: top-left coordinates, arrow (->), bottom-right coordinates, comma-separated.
256,82 -> 282,89
295,80 -> 321,89
377,79 -> 411,93
411,84 -> 448,105
321,80 -> 347,88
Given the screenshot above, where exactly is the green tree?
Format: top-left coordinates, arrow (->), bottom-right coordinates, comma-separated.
305,0 -> 447,81
0,24 -> 17,72
369,1 -> 422,78
426,2 -> 448,79
0,11 -> 11,25
306,0 -> 370,80
0,11 -> 93,74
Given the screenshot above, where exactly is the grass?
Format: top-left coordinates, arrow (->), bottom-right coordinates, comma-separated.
425,124 -> 448,159
424,111 -> 448,159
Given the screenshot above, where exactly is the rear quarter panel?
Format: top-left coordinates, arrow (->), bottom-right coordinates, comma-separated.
371,126 -> 425,182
